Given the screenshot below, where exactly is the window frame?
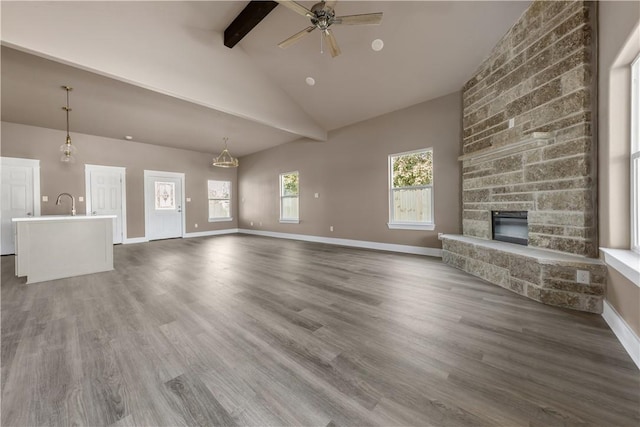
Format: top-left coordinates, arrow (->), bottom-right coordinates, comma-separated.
207,179 -> 233,222
631,55 -> 640,253
279,171 -> 299,224
387,147 -> 435,231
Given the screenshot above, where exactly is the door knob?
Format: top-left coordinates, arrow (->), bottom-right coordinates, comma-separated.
92,211 -> 97,215
26,212 -> 32,216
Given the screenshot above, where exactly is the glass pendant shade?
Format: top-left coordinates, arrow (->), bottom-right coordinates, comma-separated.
213,137 -> 239,168
60,136 -> 77,163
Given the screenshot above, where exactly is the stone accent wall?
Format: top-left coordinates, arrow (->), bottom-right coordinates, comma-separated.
461,0 -> 597,257
442,236 -> 606,313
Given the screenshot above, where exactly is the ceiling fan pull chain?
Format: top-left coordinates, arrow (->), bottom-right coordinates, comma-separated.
320,32 -> 323,54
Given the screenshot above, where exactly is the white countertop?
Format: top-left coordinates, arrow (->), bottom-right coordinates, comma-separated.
13,215 -> 117,222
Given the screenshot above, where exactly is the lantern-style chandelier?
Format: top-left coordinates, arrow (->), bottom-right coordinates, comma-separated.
212,137 -> 239,168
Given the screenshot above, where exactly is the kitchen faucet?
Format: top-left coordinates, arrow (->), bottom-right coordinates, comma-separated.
55,193 -> 76,216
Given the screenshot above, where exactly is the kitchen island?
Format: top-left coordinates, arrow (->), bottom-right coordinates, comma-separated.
12,215 -> 116,284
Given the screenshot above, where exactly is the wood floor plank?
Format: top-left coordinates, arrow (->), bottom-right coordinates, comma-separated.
1,234 -> 639,426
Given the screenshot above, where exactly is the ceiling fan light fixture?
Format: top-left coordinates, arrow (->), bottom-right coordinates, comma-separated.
59,85 -> 77,163
213,137 -> 239,168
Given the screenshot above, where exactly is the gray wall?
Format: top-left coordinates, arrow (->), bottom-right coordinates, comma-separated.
238,92 -> 462,249
598,0 -> 640,336
1,122 -> 238,239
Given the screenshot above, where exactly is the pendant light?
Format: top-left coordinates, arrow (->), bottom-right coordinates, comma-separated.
212,137 -> 239,168
60,85 -> 77,163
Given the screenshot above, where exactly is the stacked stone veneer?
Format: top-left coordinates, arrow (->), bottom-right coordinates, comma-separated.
442,236 -> 606,313
443,1 -> 605,313
462,0 -> 597,257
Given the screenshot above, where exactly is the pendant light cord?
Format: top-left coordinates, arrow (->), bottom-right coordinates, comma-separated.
66,88 -> 70,139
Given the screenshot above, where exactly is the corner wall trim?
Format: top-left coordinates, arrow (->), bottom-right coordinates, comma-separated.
123,237 -> 149,245
184,229 -> 239,239
237,229 -> 442,257
602,300 -> 640,370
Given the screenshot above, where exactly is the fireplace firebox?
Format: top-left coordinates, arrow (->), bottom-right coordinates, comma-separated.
492,211 -> 528,245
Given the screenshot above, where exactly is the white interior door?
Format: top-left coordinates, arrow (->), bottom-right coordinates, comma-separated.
144,171 -> 184,241
86,165 -> 126,244
1,157 -> 40,255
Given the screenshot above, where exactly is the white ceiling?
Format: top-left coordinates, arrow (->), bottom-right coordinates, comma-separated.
1,1 -> 530,156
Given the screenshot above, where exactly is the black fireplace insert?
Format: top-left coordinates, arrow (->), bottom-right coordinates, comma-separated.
492,211 -> 528,245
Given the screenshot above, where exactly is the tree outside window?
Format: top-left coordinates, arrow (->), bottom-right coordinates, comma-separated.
389,149 -> 434,228
280,171 -> 299,222
208,180 -> 231,221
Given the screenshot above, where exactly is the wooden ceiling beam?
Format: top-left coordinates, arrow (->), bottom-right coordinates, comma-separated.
224,1 -> 278,49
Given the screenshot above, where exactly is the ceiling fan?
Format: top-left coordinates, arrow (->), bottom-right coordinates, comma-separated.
276,0 -> 383,58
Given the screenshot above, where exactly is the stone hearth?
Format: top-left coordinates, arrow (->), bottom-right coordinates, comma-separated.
442,235 -> 606,313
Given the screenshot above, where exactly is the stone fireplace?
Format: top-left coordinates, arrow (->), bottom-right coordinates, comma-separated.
442,0 -> 606,313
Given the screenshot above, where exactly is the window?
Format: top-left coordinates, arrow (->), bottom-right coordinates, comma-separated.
632,55 -> 640,253
208,180 -> 231,221
388,148 -> 434,230
280,171 -> 299,223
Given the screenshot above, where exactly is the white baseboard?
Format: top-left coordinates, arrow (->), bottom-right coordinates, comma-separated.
122,237 -> 149,245
237,229 -> 442,257
183,228 -> 239,239
602,300 -> 640,370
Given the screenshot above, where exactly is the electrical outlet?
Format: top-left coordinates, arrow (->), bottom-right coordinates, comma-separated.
78,196 -> 84,202
42,196 -> 48,202
194,223 -> 198,228
330,226 -> 334,232
186,197 -> 191,202
315,193 -> 319,198
576,270 -> 590,284
438,232 -> 444,240
259,222 -> 263,226
250,221 -> 254,226
508,118 -> 515,128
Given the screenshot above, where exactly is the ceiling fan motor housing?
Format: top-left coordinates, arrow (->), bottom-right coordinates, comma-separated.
310,2 -> 336,30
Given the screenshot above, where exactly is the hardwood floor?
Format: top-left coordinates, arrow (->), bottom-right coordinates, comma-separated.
1,234 -> 639,426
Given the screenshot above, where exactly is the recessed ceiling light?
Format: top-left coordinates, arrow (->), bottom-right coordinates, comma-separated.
371,39 -> 384,52
305,77 -> 316,86
124,136 -> 133,140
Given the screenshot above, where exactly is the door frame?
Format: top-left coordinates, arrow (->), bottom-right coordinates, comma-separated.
85,164 -> 127,243
1,157 -> 41,255
143,170 -> 186,240
0,157 -> 41,216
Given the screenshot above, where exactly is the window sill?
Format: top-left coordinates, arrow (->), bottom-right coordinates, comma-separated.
600,248 -> 640,288
387,222 -> 435,231
208,217 -> 233,223
279,219 -> 300,224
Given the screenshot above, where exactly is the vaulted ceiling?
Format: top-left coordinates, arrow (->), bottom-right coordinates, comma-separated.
1,1 -> 529,156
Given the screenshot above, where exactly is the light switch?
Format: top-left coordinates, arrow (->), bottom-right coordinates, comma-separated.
78,196 -> 84,202
186,197 -> 191,202
42,196 -> 48,202
314,193 -> 319,198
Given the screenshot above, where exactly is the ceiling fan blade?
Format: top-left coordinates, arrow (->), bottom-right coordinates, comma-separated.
323,29 -> 341,58
278,26 -> 316,49
275,0 -> 314,18
334,12 -> 383,25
